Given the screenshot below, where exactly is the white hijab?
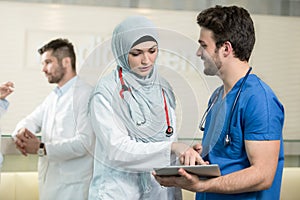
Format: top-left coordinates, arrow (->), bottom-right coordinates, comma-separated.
111,15 -> 175,142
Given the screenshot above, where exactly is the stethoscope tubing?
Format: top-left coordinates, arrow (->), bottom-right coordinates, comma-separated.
225,67 -> 252,136
200,67 -> 252,146
118,67 -> 173,137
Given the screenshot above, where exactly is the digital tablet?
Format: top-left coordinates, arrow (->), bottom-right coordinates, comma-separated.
154,164 -> 221,178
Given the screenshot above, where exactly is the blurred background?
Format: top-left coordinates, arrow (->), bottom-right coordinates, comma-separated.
2,0 -> 300,16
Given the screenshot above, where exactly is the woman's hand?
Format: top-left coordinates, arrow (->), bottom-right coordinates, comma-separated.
193,143 -> 203,154
171,142 -> 208,165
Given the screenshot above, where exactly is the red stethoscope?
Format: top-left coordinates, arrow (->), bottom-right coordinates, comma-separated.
118,67 -> 173,137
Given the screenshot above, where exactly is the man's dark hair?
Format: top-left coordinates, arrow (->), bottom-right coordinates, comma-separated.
38,38 -> 76,71
197,5 -> 255,62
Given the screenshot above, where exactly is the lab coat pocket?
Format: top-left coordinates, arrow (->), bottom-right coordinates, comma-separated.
60,167 -> 91,184
59,157 -> 92,184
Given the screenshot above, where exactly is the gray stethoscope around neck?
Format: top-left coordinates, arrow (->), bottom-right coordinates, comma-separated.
199,67 -> 252,146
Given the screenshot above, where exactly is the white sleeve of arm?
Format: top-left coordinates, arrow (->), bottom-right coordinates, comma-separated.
91,93 -> 172,171
11,103 -> 44,139
0,99 -> 9,118
0,107 -> 4,119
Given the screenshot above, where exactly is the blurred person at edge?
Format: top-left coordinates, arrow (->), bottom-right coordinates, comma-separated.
88,16 -> 205,200
12,38 -> 95,200
0,81 -> 14,118
154,5 -> 284,200
0,81 -> 14,177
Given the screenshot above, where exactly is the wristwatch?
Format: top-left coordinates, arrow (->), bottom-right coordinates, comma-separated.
38,142 -> 45,157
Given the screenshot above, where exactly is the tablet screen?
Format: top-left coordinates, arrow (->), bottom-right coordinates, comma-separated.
154,164 -> 221,178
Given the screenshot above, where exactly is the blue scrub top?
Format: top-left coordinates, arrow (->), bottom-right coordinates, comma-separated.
197,74 -> 285,200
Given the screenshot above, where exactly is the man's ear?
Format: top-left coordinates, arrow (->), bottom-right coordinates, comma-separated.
222,41 -> 232,57
62,57 -> 71,68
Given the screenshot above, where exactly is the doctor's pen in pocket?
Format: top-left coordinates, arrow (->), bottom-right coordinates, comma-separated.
199,67 -> 252,146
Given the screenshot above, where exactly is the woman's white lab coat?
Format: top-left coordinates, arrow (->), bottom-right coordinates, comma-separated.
88,72 -> 182,200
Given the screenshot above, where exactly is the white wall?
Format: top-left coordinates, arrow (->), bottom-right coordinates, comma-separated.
0,1 -> 299,141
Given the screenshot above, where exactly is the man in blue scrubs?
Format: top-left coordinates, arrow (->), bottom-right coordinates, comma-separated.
154,5 -> 284,200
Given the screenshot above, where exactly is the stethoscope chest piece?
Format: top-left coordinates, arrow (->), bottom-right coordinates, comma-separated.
224,134 -> 231,146
165,126 -> 173,137
136,120 -> 146,126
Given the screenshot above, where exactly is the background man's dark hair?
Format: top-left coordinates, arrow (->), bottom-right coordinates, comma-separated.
38,38 -> 76,71
197,5 -> 255,62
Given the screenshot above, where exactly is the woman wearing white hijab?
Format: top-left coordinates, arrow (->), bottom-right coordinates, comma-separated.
88,16 -> 202,199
